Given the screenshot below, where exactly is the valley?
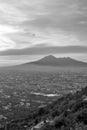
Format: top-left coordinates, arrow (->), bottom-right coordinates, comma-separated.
0,69 -> 87,122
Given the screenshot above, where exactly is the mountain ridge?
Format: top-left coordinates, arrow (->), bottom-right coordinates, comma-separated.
24,55 -> 87,67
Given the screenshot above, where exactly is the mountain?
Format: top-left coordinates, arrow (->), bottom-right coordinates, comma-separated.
26,55 -> 87,67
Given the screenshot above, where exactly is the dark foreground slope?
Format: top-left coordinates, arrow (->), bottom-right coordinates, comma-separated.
2,86 -> 87,130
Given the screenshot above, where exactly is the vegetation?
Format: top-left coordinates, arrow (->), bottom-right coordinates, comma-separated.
0,86 -> 87,130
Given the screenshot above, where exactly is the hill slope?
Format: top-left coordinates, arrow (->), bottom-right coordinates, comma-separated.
4,86 -> 87,130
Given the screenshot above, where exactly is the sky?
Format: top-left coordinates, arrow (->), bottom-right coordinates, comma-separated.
0,0 -> 87,65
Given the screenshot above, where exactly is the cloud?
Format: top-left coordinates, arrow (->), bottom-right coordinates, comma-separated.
9,29 -> 83,50
0,46 -> 87,56
0,25 -> 19,51
0,0 -> 87,52
0,2 -> 27,24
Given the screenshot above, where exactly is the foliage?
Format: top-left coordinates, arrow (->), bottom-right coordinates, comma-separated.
2,86 -> 87,130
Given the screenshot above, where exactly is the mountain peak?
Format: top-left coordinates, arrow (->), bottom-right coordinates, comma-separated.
45,55 -> 56,58
41,55 -> 56,60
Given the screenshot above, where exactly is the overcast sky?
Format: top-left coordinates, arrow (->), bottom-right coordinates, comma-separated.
0,0 -> 87,65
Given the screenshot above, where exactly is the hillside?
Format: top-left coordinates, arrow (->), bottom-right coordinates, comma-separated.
25,55 -> 87,67
2,86 -> 87,130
